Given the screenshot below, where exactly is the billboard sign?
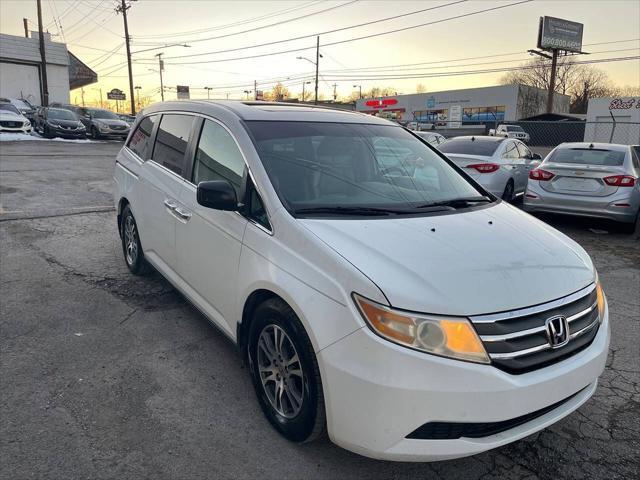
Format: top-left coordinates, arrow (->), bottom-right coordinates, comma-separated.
537,16 -> 584,53
177,85 -> 190,100
449,105 -> 462,128
106,88 -> 125,101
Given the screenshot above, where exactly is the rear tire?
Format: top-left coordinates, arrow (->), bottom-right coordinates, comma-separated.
247,298 -> 326,443
502,180 -> 515,202
120,205 -> 149,275
619,212 -> 639,235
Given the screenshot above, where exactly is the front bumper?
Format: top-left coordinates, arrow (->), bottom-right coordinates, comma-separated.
0,125 -> 32,134
48,127 -> 86,138
96,126 -> 129,138
318,304 -> 609,462
524,181 -> 640,223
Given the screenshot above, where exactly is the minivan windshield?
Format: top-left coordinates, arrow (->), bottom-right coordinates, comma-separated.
438,138 -> 501,156
506,126 -> 524,132
246,121 -> 488,215
89,109 -> 119,119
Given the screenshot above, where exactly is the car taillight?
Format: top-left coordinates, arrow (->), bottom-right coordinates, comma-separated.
529,169 -> 555,181
603,175 -> 636,187
466,163 -> 499,173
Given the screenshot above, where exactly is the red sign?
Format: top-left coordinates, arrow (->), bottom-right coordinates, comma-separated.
364,98 -> 398,108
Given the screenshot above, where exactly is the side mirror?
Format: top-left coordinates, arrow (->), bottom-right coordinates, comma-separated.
196,180 -> 238,211
531,153 -> 542,160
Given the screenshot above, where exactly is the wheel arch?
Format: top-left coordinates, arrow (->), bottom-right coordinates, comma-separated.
116,197 -> 130,237
237,289 -> 283,361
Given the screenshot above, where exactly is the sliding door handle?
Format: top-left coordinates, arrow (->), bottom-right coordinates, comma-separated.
174,206 -> 192,221
164,199 -> 177,210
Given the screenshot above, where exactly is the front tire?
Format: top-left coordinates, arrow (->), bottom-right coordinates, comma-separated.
120,205 -> 148,275
248,298 -> 326,443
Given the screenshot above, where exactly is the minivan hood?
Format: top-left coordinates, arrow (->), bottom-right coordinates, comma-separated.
300,203 -> 594,316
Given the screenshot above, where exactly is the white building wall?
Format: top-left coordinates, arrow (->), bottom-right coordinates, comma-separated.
584,97 -> 640,144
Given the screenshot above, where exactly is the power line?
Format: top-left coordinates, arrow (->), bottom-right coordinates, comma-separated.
133,0 -> 322,40
135,0 -> 358,47
161,0 -> 468,60
153,0 -> 531,65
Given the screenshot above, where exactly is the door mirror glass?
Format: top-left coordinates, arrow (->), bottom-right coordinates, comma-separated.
531,153 -> 542,160
196,180 -> 238,211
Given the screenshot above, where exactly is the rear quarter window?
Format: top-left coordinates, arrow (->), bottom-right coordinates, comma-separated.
127,114 -> 158,160
151,114 -> 196,176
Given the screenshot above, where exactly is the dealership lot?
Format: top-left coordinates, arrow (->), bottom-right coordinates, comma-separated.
1,140 -> 638,479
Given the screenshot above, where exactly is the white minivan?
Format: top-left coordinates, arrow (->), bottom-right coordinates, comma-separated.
114,101 -> 609,462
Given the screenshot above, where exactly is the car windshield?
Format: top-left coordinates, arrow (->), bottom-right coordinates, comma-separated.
549,148 -> 626,166
438,138 -> 500,156
0,103 -> 21,115
12,99 -> 32,110
506,126 -> 524,132
246,121 -> 486,215
90,109 -> 119,119
48,109 -> 77,120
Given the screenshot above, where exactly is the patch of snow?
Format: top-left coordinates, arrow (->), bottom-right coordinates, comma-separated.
0,132 -> 103,143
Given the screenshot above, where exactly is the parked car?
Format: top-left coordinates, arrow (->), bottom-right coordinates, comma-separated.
524,142 -> 640,233
114,101 -> 609,462
118,113 -> 136,125
438,136 -> 541,201
413,130 -> 446,147
35,107 -> 87,139
53,104 -> 130,139
0,97 -> 37,122
488,124 -> 530,143
0,102 -> 32,134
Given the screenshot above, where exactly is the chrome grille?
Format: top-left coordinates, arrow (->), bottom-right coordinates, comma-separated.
470,284 -> 599,374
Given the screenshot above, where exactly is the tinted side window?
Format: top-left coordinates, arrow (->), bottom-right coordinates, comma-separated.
503,142 -> 519,159
247,182 -> 270,230
152,114 -> 195,175
128,114 -> 158,159
631,146 -> 640,170
516,142 -> 532,158
192,119 -> 245,193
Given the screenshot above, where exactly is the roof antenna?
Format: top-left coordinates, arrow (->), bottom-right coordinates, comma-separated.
588,143 -> 594,149
471,136 -> 475,142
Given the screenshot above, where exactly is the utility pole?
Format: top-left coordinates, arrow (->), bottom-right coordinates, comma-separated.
23,18 -> 29,38
116,0 -> 136,115
314,36 -> 320,105
81,87 -> 85,106
36,0 -> 49,106
155,53 -> 165,101
332,83 -> 337,101
99,88 -> 103,108
254,80 -> 257,100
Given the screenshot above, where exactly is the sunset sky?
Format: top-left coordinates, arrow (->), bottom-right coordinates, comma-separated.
1,0 -> 638,105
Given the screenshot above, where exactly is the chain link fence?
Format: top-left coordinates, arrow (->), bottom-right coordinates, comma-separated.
435,121 -> 639,149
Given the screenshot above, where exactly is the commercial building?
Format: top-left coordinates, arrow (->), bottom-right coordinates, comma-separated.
584,97 -> 640,144
0,32 -> 96,106
355,84 -> 570,127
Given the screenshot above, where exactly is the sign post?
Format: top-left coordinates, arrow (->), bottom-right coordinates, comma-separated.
107,88 -> 126,101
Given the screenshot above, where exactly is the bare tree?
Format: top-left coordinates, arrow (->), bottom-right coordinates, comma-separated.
263,83 -> 291,102
500,56 -> 578,95
416,83 -> 427,93
568,66 -> 612,113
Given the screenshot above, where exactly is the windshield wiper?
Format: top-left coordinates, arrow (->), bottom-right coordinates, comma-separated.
415,196 -> 492,209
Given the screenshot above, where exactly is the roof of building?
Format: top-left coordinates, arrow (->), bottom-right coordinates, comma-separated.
0,33 -> 69,66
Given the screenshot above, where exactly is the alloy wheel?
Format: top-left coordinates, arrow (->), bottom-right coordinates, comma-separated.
123,215 -> 138,266
257,324 -> 304,418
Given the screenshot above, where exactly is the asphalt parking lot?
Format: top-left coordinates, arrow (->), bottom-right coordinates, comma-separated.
1,140 -> 638,480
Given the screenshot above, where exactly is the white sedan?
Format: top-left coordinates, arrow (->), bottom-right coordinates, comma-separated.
413,130 -> 446,147
439,136 -> 541,201
0,103 -> 32,134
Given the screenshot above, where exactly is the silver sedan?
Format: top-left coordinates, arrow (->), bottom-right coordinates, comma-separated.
438,136 -> 541,201
524,143 -> 640,233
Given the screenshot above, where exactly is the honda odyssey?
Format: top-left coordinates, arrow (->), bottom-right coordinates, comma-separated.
114,101 -> 609,462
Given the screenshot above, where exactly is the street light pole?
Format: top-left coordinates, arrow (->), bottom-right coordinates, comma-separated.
205,87 -> 212,99
135,85 -> 141,111
314,36 -> 319,105
353,84 -> 362,99
155,53 -> 165,101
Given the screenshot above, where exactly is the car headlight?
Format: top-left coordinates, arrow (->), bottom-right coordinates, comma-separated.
595,274 -> 606,323
353,294 -> 490,364
25,120 -> 31,127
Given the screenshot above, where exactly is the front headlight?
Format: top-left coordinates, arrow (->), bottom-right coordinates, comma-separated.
353,294 -> 490,364
595,275 -> 606,323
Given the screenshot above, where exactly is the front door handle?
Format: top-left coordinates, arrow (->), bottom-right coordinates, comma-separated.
174,206 -> 192,221
164,198 -> 177,210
